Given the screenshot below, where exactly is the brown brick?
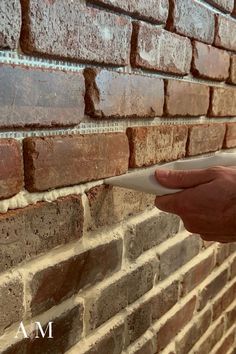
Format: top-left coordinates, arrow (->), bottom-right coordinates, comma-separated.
181,252 -> 215,296
230,55 -> 236,84
127,125 -> 188,168
0,0 -> 21,49
198,269 -> 228,310
21,0 -> 131,65
23,133 -> 129,192
29,239 -> 122,316
215,15 -> 236,51
192,318 -> 224,354
0,196 -> 83,272
126,302 -> 152,345
224,123 -> 236,148
214,330 -> 235,354
156,296 -> 196,352
151,281 -> 179,321
133,340 -> 155,354
209,87 -> 236,117
86,185 -> 155,231
168,0 -> 214,44
216,244 -> 230,266
230,257 -> 236,278
213,281 -> 236,321
159,236 -> 202,281
166,80 -> 210,116
0,65 -> 85,128
0,276 -> 24,336
131,22 -> 192,75
175,309 -> 212,354
226,305 -> 236,330
84,69 -> 164,119
187,124 -> 226,156
192,41 -> 230,81
0,139 -> 23,199
125,213 -> 180,261
88,0 -> 169,23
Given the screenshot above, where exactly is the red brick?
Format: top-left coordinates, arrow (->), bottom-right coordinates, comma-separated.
86,185 -> 155,231
0,196 -> 83,272
151,281 -> 179,321
213,282 -> 236,321
187,124 -> 226,156
127,125 -> 188,168
29,239 -> 122,316
0,65 -> 85,128
165,80 -> 210,116
0,139 -> 23,199
84,69 -> 164,119
214,331 -> 235,354
192,41 -> 230,81
131,22 -> 192,75
226,305 -> 236,330
23,133 -> 129,192
126,302 -> 152,345
215,15 -> 236,51
224,123 -> 236,148
205,0 -> 234,12
181,252 -> 215,296
0,275 -> 24,335
0,0 -> 21,49
209,87 -> 236,117
168,0 -> 215,44
21,0 -> 131,65
196,319 -> 224,354
88,0 -> 169,23
156,296 -> 196,352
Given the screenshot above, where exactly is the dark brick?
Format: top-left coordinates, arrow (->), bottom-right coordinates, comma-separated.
213,281 -> 236,321
126,302 -> 152,345
151,281 -> 179,321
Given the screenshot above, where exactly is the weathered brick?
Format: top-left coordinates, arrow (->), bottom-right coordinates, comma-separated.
175,309 -> 212,354
230,257 -> 236,278
230,55 -> 236,84
125,213 -> 180,261
88,0 -> 169,23
133,340 -> 155,354
205,0 -> 234,12
165,80 -> 210,116
21,0 -> 131,65
126,302 -> 152,346
84,69 -> 164,119
29,239 -> 122,316
168,0 -> 215,44
192,318 -> 224,354
181,252 -> 215,296
151,281 -> 179,321
0,0 -> 21,49
216,244 -> 230,266
131,22 -> 192,75
0,276 -> 24,336
214,330 -> 235,354
86,185 -> 155,231
0,196 -> 83,272
192,41 -> 230,81
127,125 -> 188,168
159,236 -> 202,281
156,296 -> 196,352
224,123 -> 236,148
0,139 -> 23,199
23,133 -> 129,192
198,269 -> 228,310
209,87 -> 236,117
226,305 -> 236,330
0,65 -> 85,128
187,124 -> 226,156
215,15 -> 236,51
213,282 -> 236,321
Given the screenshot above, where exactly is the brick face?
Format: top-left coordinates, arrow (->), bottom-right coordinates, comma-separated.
168,0 -> 215,44
126,301 -> 152,345
0,0 -> 21,49
0,139 -> 23,199
151,281 -> 179,321
215,15 -> 236,51
192,41 -> 230,81
0,65 -> 85,128
205,0 -> 234,12
21,0 -> 132,65
84,69 -> 164,119
209,87 -> 236,117
131,23 -> 192,75
165,81 -> 210,116
23,133 -> 129,192
196,319 -> 224,354
127,125 -> 188,168
230,55 -> 236,84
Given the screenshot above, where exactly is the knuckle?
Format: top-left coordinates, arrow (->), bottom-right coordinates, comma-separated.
208,166 -> 225,178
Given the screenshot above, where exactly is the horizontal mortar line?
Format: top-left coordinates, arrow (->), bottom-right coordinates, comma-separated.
210,324 -> 236,354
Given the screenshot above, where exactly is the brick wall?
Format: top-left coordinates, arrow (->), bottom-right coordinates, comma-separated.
0,0 -> 236,353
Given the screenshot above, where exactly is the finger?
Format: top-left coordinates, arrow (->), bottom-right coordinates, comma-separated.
155,193 -> 186,214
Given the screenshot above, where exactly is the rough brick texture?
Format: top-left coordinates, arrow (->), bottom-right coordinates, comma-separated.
168,0 -> 215,44
187,124 -> 226,156
0,139 -> 23,199
131,22 -> 192,75
0,65 -> 85,128
230,55 -> 236,84
84,69 -> 164,118
127,125 -> 188,167
23,133 -> 129,192
210,87 -> 236,117
215,15 -> 236,51
205,0 -> 234,12
21,0 -> 132,65
0,0 -> 21,49
192,41 -> 230,81
224,123 -> 236,148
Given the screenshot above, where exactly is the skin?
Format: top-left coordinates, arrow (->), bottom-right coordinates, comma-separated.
155,166 -> 236,243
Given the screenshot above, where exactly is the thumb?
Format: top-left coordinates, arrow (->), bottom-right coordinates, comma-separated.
155,168 -> 216,189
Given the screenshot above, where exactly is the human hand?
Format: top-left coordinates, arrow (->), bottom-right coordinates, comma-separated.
155,166 -> 236,243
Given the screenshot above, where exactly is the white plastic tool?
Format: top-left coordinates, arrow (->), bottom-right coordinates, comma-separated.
104,151 -> 236,196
